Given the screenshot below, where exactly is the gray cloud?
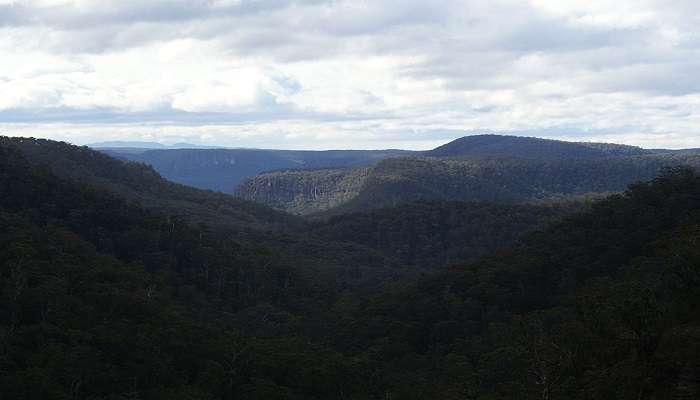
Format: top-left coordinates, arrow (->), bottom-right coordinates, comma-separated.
0,0 -> 298,28
0,0 -> 699,149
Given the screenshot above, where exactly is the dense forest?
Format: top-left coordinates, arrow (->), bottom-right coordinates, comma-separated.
0,141 -> 398,399
333,167 -> 700,398
236,152 -> 700,215
310,201 -> 573,268
2,136 -> 699,399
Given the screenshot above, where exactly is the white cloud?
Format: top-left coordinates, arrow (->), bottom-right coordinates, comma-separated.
0,0 -> 699,149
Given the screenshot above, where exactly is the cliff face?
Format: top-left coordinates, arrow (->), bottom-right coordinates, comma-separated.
234,168 -> 371,215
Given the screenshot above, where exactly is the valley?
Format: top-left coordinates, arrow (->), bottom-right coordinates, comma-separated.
2,134 -> 699,399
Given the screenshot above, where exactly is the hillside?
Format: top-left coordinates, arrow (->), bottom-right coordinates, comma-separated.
310,201 -> 572,268
1,137 -> 299,231
333,167 -> 700,398
237,153 -> 700,215
0,145 -> 396,399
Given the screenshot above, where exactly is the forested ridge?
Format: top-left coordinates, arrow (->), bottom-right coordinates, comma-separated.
101,134 -> 669,206
236,153 -> 700,215
2,137 -> 699,399
0,137 -> 300,231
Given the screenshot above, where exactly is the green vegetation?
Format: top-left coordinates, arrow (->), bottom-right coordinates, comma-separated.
311,201 -> 571,268
0,137 -> 300,231
236,153 -> 700,215
0,142 -> 393,400
2,136 -> 699,399
334,167 -> 700,399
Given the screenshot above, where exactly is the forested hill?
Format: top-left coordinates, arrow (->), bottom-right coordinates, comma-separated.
0,137 -> 299,230
0,141 -> 409,399
423,134 -> 650,158
334,167 -> 700,398
235,153 -> 700,215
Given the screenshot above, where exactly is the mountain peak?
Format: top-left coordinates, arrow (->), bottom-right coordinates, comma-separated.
425,134 -> 649,158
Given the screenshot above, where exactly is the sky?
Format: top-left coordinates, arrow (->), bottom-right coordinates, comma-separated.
1,0 -> 699,150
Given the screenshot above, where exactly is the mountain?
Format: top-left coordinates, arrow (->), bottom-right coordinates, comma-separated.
107,148 -> 408,193
233,134 -> 692,215
650,147 -> 700,155
2,135 -> 699,398
423,134 -> 651,158
235,152 -> 700,215
88,140 -> 168,149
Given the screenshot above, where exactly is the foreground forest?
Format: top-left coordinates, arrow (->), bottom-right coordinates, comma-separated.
1,137 -> 699,399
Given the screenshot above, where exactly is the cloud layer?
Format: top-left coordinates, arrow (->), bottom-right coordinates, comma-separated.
1,0 -> 699,149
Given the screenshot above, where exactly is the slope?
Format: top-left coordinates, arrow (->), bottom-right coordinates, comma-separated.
0,144 -> 392,399
0,137 -> 411,295
1,137 -> 300,231
335,167 -> 700,399
311,201 -> 571,268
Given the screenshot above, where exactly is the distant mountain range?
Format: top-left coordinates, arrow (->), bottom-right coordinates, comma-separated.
89,141 -> 221,150
95,134 -> 700,213
96,134 -> 669,194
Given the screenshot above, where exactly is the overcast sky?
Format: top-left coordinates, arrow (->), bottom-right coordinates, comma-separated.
1,0 -> 699,149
